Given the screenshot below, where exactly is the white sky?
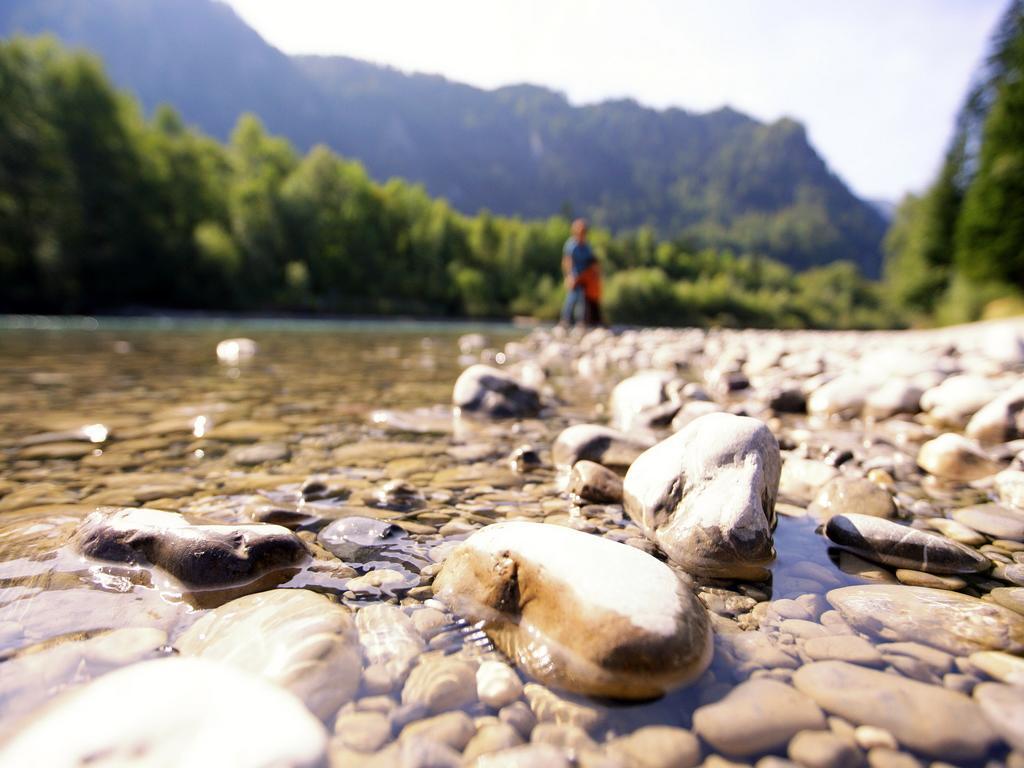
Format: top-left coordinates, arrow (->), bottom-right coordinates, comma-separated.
221,0 -> 1007,202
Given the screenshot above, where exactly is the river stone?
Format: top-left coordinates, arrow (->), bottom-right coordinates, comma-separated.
864,380 -> 923,419
671,400 -> 724,431
432,521 -> 712,699
974,682 -> 1024,752
921,374 -> 1000,426
779,458 -> 839,504
691,679 -> 825,757
623,412 -> 780,579
0,657 -> 327,767
827,585 -> 1024,655
567,460 -> 623,504
802,635 -> 883,666
787,730 -> 860,768
967,380 -> 1024,442
792,661 -> 997,760
917,433 -> 999,481
477,660 -> 524,708
229,441 -> 290,466
0,627 -> 167,721
317,516 -> 407,562
606,726 -> 701,768
991,586 -> 1024,615
356,604 -> 426,689
811,477 -> 895,520
176,588 -> 361,721
552,424 -> 655,470
401,656 -> 477,714
970,650 -> 1024,685
953,504 -> 1024,541
475,743 -> 570,768
453,364 -> 541,418
463,723 -> 524,762
996,469 -> 1024,509
808,375 -> 870,419
824,513 -> 991,574
73,506 -> 308,589
894,569 -> 966,590
610,370 -> 676,431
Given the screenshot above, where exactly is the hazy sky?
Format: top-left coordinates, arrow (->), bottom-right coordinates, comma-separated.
222,0 -> 1007,201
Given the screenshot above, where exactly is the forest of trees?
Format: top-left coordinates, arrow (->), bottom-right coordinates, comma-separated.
0,36 -> 899,329
884,0 -> 1024,325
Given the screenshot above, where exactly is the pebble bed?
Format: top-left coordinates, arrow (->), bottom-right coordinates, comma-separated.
0,319 -> 1023,767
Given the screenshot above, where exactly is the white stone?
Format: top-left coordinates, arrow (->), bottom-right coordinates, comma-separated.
0,657 -> 327,767
216,337 -> 258,363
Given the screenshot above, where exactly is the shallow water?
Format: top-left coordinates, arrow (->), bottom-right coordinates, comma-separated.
0,320 -> 1019,765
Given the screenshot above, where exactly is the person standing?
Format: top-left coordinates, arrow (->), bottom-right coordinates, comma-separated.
561,218 -> 602,326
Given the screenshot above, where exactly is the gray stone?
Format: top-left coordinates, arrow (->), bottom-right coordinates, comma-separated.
792,661 -> 996,760
827,585 -> 1024,655
176,588 -> 361,720
567,460 -> 623,504
0,657 -> 326,766
811,477 -> 895,520
453,364 -> 541,418
824,513 -> 991,574
552,424 -> 654,470
623,412 -> 780,580
953,504 -> 1024,541
317,516 -> 407,563
692,679 -> 826,757
974,682 -> 1024,752
73,506 -> 308,590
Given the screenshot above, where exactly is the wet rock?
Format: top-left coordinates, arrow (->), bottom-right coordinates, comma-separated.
567,460 -> 623,504
453,364 -> 541,418
952,503 -> 1024,541
0,657 -> 326,766
374,479 -> 425,510
894,569 -> 966,590
509,445 -> 542,473
974,682 -> 1024,751
917,433 -> 999,481
73,506 -> 308,589
606,726 -> 701,768
610,370 -> 676,431
334,710 -> 392,752
229,441 -> 290,466
552,424 -> 654,471
474,742 -> 570,768
824,513 -> 991,574
215,337 -> 258,363
401,710 -> 476,751
787,730 -> 860,768
779,459 -> 839,504
477,660 -> 524,709
522,683 -> 606,731
464,723 -> 524,762
433,522 -> 711,699
827,585 -> 1024,655
967,380 -> 1024,442
401,656 -> 477,714
0,627 -> 167,721
811,477 -> 895,520
176,589 -> 361,720
802,635 -> 883,666
356,604 -> 426,689
691,678 -> 826,757
317,516 -> 407,563
792,661 -> 997,760
623,412 -> 780,579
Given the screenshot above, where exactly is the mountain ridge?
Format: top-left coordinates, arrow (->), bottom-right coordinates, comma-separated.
0,0 -> 887,275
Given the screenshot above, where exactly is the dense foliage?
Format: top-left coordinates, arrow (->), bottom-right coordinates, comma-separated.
885,0 -> 1024,324
0,37 -> 897,329
0,0 -> 887,276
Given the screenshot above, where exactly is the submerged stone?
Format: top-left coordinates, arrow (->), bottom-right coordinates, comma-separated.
623,412 -> 780,579
0,657 -> 327,767
824,513 -> 991,574
453,364 -> 541,418
432,521 -> 712,699
73,507 -> 308,590
176,589 -> 361,721
827,584 -> 1024,655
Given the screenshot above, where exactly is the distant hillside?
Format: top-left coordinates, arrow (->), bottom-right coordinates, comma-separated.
0,0 -> 887,275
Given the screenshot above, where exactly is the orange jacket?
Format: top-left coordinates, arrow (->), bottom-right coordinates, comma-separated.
576,263 -> 601,301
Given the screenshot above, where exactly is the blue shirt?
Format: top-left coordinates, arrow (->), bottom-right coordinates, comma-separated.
563,237 -> 595,277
